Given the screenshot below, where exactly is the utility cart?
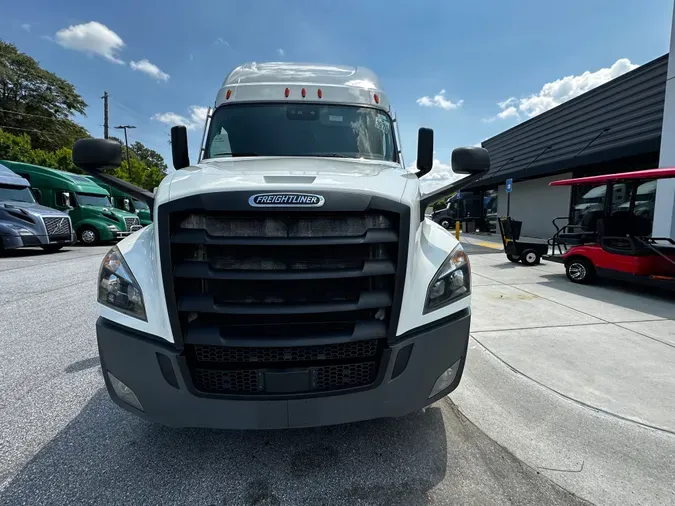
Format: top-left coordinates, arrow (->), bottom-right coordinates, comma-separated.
497,217 -> 549,265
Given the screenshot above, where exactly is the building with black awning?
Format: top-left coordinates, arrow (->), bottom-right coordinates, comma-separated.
468,53 -> 668,238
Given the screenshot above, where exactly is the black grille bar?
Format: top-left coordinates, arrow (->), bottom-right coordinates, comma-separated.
171,227 -> 399,246
178,290 -> 392,315
173,259 -> 396,280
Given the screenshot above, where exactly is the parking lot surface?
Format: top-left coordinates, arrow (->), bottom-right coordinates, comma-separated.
1,242 -> 674,505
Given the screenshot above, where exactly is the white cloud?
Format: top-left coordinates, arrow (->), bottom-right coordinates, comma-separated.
130,59 -> 170,81
21,23 -> 31,32
55,21 -> 125,64
216,38 -> 230,47
408,159 -> 467,193
277,48 -> 285,57
488,58 -> 639,122
152,105 -> 209,130
416,90 -> 463,111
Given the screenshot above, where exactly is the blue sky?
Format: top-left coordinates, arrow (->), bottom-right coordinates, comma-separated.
2,0 -> 673,188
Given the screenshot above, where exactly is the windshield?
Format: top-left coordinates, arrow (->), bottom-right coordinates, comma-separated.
0,184 -> 36,203
204,103 -> 397,162
77,193 -> 112,208
133,199 -> 149,210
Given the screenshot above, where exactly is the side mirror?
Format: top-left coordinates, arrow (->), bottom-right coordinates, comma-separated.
63,192 -> 72,209
415,128 -> 434,178
72,139 -> 123,173
123,198 -> 131,211
32,188 -> 43,203
451,146 -> 490,175
171,125 -> 190,170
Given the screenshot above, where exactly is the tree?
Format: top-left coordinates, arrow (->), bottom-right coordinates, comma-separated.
0,40 -> 89,151
131,141 -> 167,171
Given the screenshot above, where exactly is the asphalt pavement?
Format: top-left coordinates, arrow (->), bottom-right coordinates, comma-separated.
0,245 -> 588,506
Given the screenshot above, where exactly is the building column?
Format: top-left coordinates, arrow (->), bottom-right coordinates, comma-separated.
654,2 -> 675,238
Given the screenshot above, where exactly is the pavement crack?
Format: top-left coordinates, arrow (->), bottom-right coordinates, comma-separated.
538,461 -> 585,473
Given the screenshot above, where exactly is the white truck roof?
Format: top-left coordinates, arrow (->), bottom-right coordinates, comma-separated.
215,62 -> 391,112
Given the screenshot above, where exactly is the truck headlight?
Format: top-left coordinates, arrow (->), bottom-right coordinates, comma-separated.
424,244 -> 470,314
98,247 -> 147,321
9,224 -> 33,236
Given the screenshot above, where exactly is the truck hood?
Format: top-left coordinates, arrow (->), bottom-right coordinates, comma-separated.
0,201 -> 68,218
80,205 -> 138,219
168,157 -> 411,203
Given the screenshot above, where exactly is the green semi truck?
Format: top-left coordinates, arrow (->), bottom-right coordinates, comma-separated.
1,161 -> 142,245
84,176 -> 152,226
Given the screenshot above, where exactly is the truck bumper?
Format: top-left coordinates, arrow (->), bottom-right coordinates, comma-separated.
1,233 -> 75,249
96,310 -> 471,429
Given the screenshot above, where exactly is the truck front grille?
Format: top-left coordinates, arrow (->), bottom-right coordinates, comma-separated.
124,216 -> 141,231
160,193 -> 409,397
43,216 -> 71,237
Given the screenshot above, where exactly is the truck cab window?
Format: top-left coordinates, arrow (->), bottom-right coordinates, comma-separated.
0,184 -> 36,203
77,193 -> 112,207
204,103 -> 397,162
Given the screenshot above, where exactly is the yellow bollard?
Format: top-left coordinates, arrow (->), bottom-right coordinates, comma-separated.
455,221 -> 461,241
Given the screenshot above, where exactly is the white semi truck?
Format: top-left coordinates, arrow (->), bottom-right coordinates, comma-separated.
73,62 -> 490,429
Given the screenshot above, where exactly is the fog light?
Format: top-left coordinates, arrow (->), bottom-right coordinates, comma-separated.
108,372 -> 143,411
428,359 -> 461,398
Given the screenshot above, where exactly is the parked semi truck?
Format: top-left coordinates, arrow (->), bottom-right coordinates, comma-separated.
72,62 -> 490,429
1,161 -> 143,245
431,189 -> 498,232
0,163 -> 75,253
85,176 -> 153,226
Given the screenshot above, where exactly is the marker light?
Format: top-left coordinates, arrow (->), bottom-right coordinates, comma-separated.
374,93 -> 380,104
285,87 -> 291,98
225,89 -> 232,99
301,88 -> 307,98
317,88 -> 323,98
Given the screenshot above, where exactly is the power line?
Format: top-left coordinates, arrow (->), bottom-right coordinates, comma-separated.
0,124 -> 49,133
0,108 -> 67,121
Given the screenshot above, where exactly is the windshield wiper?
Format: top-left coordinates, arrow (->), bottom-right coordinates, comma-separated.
297,153 -> 352,158
217,152 -> 262,157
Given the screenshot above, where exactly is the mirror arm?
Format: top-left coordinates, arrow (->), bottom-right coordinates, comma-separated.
419,172 -> 485,220
81,171 -> 155,218
415,165 -> 433,179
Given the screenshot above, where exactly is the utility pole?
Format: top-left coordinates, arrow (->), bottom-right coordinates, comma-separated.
114,125 -> 136,178
101,91 -> 109,139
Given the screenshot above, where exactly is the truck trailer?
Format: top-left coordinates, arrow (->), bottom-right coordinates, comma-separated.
72,62 -> 490,429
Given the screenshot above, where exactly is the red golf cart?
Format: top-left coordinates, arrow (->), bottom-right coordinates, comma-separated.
547,167 -> 675,289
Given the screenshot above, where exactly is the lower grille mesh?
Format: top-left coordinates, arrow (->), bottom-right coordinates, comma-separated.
190,362 -> 378,394
192,340 -> 379,364
313,362 -> 377,391
194,369 -> 262,394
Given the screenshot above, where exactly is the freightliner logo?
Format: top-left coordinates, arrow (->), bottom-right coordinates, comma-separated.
248,193 -> 325,207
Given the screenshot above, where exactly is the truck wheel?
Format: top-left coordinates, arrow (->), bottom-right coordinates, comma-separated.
440,220 -> 451,229
521,249 -> 540,266
506,254 -> 520,263
79,226 -> 100,246
565,257 -> 595,284
41,245 -> 64,253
